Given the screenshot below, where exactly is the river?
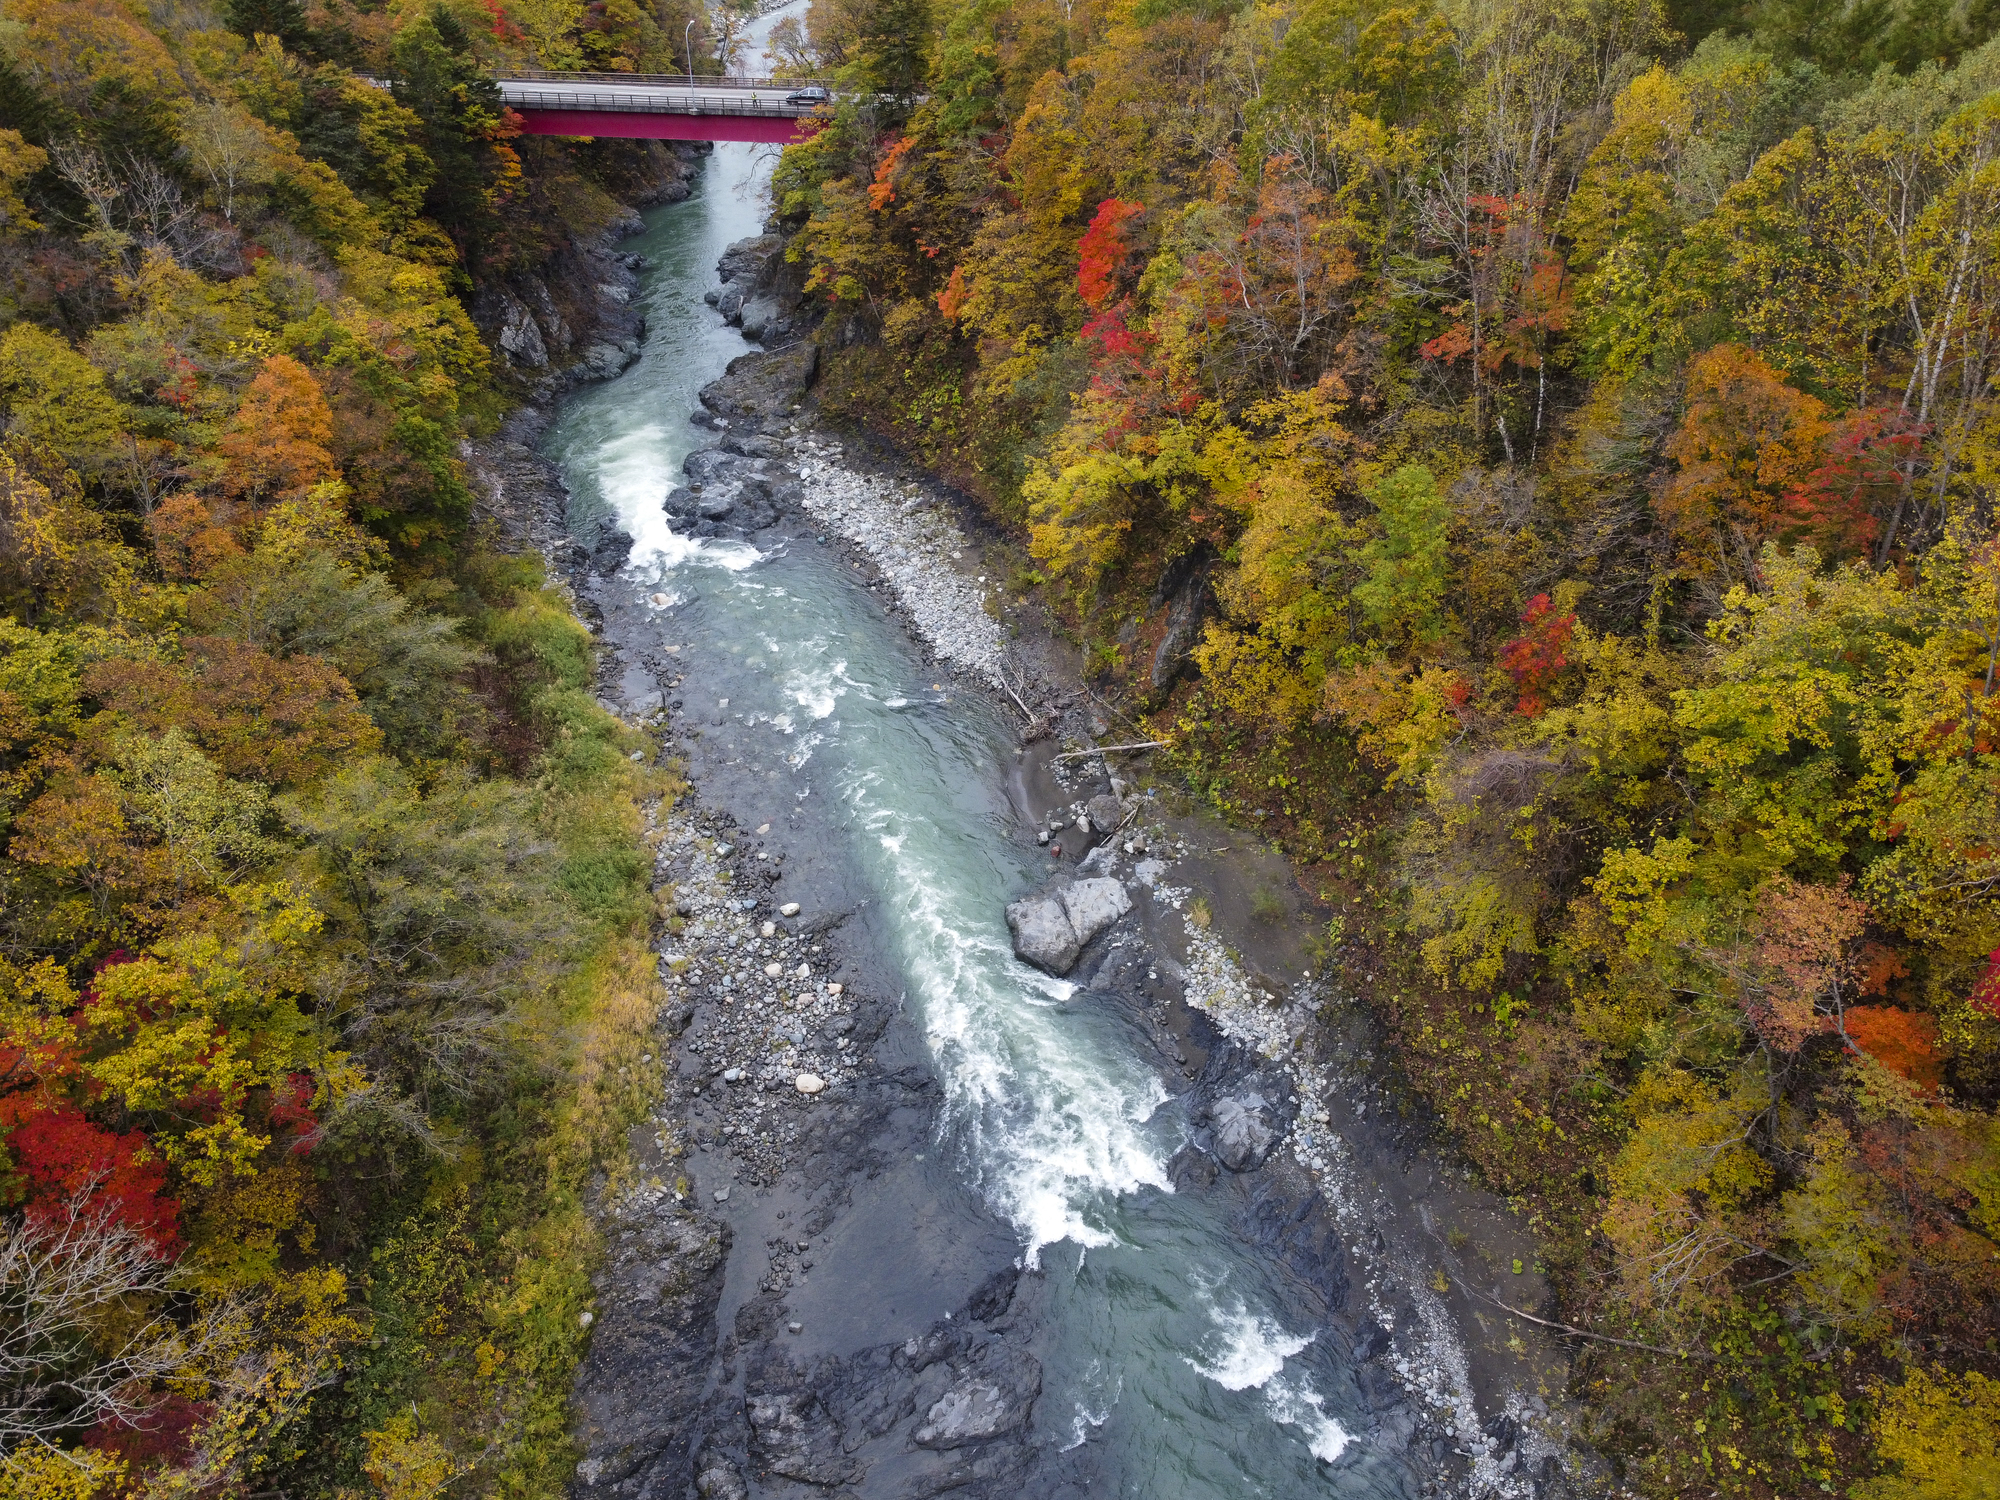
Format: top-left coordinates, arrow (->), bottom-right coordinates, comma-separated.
541,45 -> 1562,1500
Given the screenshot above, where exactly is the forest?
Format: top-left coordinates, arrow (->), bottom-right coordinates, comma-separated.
767,0 -> 2000,1493
0,0 -> 752,1493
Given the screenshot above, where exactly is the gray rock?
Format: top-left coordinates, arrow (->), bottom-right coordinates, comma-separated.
683,448 -> 741,485
693,1449 -> 748,1500
1006,896 -> 1079,975
912,1350 -> 1041,1449
1085,793 -> 1124,834
717,232 -> 783,286
523,276 -> 571,354
740,295 -> 778,340
1060,877 -> 1132,948
1075,844 -> 1117,877
746,1389 -> 860,1485
696,486 -> 738,520
578,341 -> 635,380
1152,554 -> 1213,696
716,284 -> 745,323
496,293 -> 547,368
1209,1092 -> 1281,1171
721,431 -> 786,460
700,345 -> 819,420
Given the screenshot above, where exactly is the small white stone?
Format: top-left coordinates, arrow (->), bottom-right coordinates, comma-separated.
780,902 -> 801,917
579,1310 -> 594,1327
825,982 -> 843,995
794,963 -> 811,979
764,962 -> 782,977
794,1072 -> 826,1095
723,1067 -> 742,1082
761,921 -> 776,937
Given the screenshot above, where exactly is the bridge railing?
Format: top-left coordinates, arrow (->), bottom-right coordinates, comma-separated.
496,88 -> 829,118
493,68 -> 834,92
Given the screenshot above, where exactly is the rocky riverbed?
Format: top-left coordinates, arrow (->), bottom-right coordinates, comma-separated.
483,210 -> 1622,1500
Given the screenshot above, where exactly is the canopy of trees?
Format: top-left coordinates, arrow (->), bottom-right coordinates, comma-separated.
0,0 -> 698,1494
775,0 -> 2000,1492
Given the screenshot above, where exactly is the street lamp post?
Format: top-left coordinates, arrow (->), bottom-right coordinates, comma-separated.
685,18 -> 695,88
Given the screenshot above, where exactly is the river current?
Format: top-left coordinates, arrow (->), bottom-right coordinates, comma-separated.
542,119 -> 1430,1500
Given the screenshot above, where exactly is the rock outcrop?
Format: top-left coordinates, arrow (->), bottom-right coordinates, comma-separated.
698,344 -> 820,423
1207,1090 -> 1282,1171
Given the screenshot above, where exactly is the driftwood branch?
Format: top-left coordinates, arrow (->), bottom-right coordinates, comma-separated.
1051,741 -> 1166,762
1476,1289 -> 1716,1363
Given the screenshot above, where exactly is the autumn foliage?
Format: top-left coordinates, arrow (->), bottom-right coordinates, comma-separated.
774,0 -> 2000,1492
0,0 -> 671,1491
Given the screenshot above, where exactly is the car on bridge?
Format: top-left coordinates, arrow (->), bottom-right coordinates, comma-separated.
784,85 -> 830,107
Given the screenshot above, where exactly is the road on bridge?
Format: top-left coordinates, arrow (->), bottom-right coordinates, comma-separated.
495,72 -> 835,143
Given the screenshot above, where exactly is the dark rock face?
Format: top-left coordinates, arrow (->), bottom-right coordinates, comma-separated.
567,1189 -> 728,1496
712,233 -> 805,345
1150,550 -> 1214,696
589,520 -> 635,576
699,345 -> 820,421
746,1389 -> 862,1485
717,233 -> 784,288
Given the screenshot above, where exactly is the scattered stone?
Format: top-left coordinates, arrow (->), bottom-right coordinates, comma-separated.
780,901 -> 801,916
713,1186 -> 731,1202
794,1072 -> 825,1095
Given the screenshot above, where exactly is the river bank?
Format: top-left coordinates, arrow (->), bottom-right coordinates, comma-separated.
473,134 -> 1620,1496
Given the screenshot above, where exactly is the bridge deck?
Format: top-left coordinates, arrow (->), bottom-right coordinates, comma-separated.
495,73 -> 833,143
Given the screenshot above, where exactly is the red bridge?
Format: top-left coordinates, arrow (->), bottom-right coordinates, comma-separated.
496,72 -> 833,144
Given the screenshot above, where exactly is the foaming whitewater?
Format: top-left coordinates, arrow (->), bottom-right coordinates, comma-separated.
1190,1299 -> 1353,1465
833,761 -> 1176,1266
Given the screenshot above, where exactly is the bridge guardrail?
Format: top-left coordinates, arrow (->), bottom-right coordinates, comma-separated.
494,68 -> 833,92
495,87 -> 828,118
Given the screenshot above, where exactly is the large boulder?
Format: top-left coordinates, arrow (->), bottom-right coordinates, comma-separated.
1208,1092 -> 1281,1171
740,295 -> 788,342
1006,896 -> 1078,975
1060,878 -> 1131,948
